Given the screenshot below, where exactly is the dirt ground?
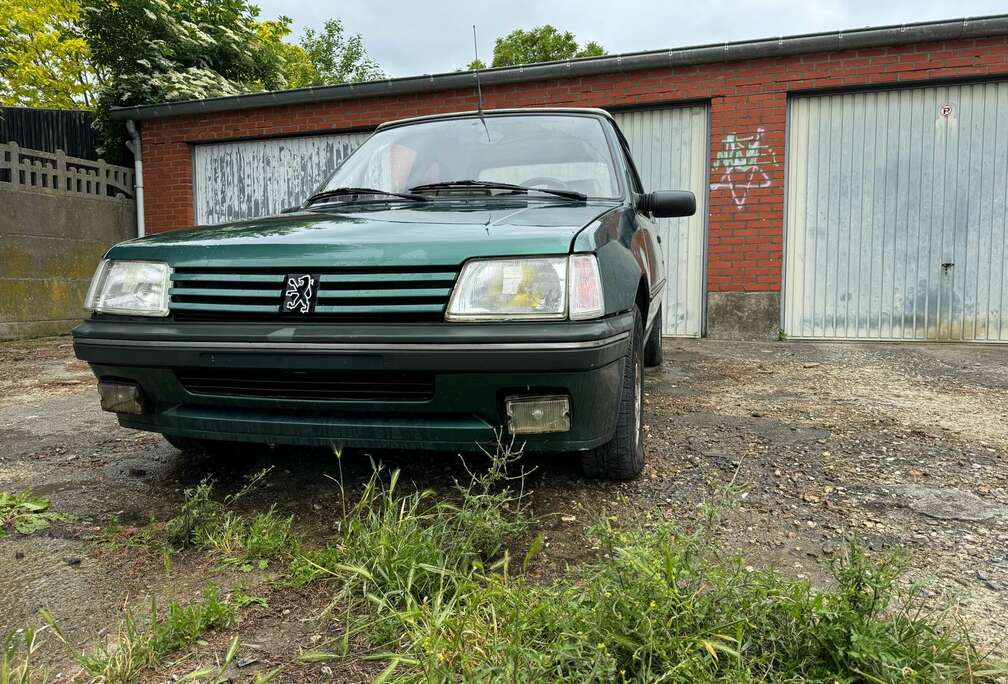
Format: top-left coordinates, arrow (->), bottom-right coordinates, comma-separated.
1,335 -> 1006,681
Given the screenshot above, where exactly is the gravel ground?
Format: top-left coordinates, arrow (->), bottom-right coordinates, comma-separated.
0,335 -> 1005,680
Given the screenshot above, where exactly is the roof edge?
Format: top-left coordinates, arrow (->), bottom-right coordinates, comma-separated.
111,14 -> 1008,121
374,107 -> 615,129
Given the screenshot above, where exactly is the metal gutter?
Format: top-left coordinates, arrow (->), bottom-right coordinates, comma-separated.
125,120 -> 144,237
109,14 -> 1008,121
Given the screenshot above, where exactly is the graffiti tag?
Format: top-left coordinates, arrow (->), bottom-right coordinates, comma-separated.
710,128 -> 778,210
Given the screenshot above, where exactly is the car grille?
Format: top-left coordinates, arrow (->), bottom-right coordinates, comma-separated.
176,368 -> 435,401
169,266 -> 457,322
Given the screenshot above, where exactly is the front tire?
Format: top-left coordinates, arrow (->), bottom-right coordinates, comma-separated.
580,307 -> 645,480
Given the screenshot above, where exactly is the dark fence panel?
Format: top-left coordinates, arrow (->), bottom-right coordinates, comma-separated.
0,107 -> 100,160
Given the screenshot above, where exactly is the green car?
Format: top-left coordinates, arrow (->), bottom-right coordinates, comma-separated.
73,108 -> 695,479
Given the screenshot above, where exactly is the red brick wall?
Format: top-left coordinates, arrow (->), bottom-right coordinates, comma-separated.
140,35 -> 1008,294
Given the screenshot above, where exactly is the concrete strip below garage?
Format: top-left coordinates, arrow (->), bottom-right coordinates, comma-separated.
706,291 -> 782,340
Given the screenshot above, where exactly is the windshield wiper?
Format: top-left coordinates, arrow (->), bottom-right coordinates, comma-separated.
304,187 -> 429,206
408,180 -> 586,201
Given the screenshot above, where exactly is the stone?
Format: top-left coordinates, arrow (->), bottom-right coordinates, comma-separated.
900,486 -> 1003,522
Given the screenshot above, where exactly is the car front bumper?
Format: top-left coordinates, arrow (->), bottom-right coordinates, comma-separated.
71,313 -> 634,452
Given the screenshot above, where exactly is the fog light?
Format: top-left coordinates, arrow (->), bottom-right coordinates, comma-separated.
97,381 -> 146,415
506,395 -> 570,435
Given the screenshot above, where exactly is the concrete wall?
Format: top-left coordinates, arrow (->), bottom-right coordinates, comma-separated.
706,292 -> 781,341
0,185 -> 135,339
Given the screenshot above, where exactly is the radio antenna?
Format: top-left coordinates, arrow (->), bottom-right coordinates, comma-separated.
472,25 -> 484,114
472,25 -> 490,141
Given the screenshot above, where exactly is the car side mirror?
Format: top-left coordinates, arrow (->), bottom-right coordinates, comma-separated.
280,205 -> 302,214
638,191 -> 696,218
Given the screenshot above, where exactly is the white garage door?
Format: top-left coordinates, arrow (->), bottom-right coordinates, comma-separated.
193,131 -> 370,225
614,106 -> 709,337
784,82 -> 1008,342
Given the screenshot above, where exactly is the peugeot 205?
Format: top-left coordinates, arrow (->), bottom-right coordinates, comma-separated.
73,108 -> 695,480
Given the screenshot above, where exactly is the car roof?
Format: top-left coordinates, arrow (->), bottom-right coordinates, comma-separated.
375,107 -> 617,131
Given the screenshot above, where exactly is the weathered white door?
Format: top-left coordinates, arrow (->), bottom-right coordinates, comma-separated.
192,131 -> 370,225
784,82 -> 1008,342
613,106 -> 709,337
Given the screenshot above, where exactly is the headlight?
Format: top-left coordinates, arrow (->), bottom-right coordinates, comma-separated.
446,255 -> 604,321
84,259 -> 171,317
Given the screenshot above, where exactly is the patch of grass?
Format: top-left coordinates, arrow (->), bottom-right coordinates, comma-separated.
355,522 -> 1008,683
286,437 -> 1004,682
288,438 -> 531,646
1,626 -> 49,684
0,491 -> 66,538
162,468 -> 298,567
190,505 -> 295,570
74,584 -> 234,684
175,636 -> 283,684
164,479 -> 225,547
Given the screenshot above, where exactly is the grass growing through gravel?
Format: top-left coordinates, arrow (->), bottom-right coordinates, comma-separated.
160,467 -> 297,568
289,441 -> 1005,683
56,584 -> 234,684
289,445 -> 531,649
0,491 -> 66,538
1,626 -> 50,684
369,523 -> 1007,682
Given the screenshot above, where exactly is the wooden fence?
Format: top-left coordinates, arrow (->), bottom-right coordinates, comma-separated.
0,141 -> 134,200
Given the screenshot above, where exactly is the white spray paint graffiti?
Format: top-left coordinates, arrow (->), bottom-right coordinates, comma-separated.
710,128 -> 778,209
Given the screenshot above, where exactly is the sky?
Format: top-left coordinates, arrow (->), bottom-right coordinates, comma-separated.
257,0 -> 1008,78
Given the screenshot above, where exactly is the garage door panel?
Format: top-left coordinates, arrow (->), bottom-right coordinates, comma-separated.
613,106 -> 708,337
193,132 -> 370,225
785,82 -> 1008,342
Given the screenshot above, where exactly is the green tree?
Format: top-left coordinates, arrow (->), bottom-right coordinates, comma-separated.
297,19 -> 384,86
81,0 -> 293,161
490,25 -> 605,67
0,0 -> 97,108
255,17 -> 316,89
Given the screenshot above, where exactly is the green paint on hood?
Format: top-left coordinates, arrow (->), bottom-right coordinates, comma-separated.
109,201 -> 619,268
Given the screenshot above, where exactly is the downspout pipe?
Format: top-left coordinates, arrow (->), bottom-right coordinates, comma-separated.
125,119 -> 145,238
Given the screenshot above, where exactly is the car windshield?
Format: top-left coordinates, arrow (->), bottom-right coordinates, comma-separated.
318,114 -> 622,200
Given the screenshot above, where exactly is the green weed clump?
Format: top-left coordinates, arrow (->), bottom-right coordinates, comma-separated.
1,626 -> 49,684
288,438 -> 1005,683
75,585 -> 233,684
0,491 -> 66,537
288,441 -> 531,647
164,468 -> 297,567
366,523 -> 1006,682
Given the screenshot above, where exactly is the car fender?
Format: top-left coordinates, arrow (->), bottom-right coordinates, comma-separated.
571,206 -> 651,319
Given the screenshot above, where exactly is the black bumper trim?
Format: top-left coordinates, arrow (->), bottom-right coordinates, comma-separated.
73,333 -> 628,353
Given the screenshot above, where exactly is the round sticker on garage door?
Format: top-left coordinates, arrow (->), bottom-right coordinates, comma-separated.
939,103 -> 954,118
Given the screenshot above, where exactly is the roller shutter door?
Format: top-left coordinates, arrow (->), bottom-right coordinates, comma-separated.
784,82 -> 1008,341
193,131 -> 370,225
614,105 -> 709,337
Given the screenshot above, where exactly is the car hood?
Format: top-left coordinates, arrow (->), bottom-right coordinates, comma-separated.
108,201 -> 619,268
